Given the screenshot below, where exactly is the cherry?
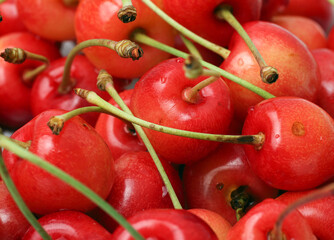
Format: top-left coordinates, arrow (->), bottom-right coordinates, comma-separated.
111,209 -> 218,240
2,109 -> 115,215
0,32 -> 60,129
16,0 -> 77,41
328,26 -> 334,50
130,57 -> 233,164
242,97 -> 334,191
183,143 -> 278,225
95,90 -> 146,160
94,151 -> 183,232
271,15 -> 327,50
23,211 -> 113,240
0,0 -> 26,36
260,0 -> 289,20
75,0 -> 175,79
220,21 -> 320,120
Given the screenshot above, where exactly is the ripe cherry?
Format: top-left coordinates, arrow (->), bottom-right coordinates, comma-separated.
0,0 -> 26,36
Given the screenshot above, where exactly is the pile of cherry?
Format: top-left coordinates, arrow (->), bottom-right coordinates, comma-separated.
0,0 -> 334,239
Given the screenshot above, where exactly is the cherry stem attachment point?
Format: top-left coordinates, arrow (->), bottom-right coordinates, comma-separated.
97,70 -> 183,210
0,134 -> 145,240
63,0 -> 79,7
0,48 -> 49,83
118,0 -> 137,23
271,183 -> 334,240
183,55 -> 220,79
215,5 -> 278,84
59,39 -> 143,94
183,76 -> 218,104
140,0 -> 230,59
132,31 -> 275,99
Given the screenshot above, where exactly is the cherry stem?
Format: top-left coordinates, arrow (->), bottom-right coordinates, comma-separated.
59,39 -> 143,94
183,76 -> 218,104
0,48 -> 49,84
62,0 -> 79,7
118,0 -> 137,23
179,35 -> 203,60
132,31 -> 276,99
0,134 -> 145,240
215,5 -> 279,84
183,55 -> 220,79
69,88 -> 266,147
140,0 -> 230,59
271,183 -> 334,240
0,146 -> 51,240
97,70 -> 183,209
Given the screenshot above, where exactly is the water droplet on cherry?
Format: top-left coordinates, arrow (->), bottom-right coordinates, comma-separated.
160,77 -> 167,84
238,58 -> 244,66
162,186 -> 168,197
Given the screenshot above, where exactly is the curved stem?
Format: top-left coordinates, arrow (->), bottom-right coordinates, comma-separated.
118,0 -> 137,23
0,135 -> 145,240
179,35 -> 202,60
0,154 -> 51,240
139,0 -> 230,59
183,76 -> 218,103
59,39 -> 143,94
132,31 -> 275,99
98,70 -> 182,209
271,183 -> 334,240
215,5 -> 278,84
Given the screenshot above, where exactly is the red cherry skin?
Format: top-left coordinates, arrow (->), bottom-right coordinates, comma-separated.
328,26 -> 334,50
75,0 -> 175,79
95,90 -> 146,160
30,55 -> 110,126
183,143 -> 278,225
111,209 -> 218,240
23,211 -> 112,240
130,57 -> 233,164
16,0 -> 76,41
277,190 -> 334,240
162,0 -> 262,47
221,21 -> 320,120
242,97 -> 334,191
261,0 -> 289,20
0,0 -> 27,36
226,199 -> 316,240
0,32 -> 60,129
2,109 -> 115,215
271,16 -> 327,50
94,151 -> 184,232
0,181 -> 31,240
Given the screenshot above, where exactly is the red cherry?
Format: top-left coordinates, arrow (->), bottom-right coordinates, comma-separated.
0,32 -> 60,128
221,21 -> 320,120
130,57 -> 233,164
16,0 -> 77,41
23,211 -> 112,240
261,0 -> 289,20
75,0 -> 175,79
2,109 -> 115,215
111,209 -> 218,240
0,0 -> 27,36
242,97 -> 334,191
328,26 -> 334,50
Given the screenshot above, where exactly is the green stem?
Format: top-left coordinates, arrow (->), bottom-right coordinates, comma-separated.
183,76 -> 218,104
0,135 -> 145,240
132,31 -> 275,99
58,39 -> 143,94
215,5 -> 278,84
179,35 -> 203,60
139,0 -> 230,59
98,70 -> 182,209
0,155 -> 51,240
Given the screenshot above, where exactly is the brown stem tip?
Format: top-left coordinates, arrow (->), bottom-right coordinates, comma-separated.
115,40 -> 143,60
74,88 -> 90,99
118,5 -> 137,23
261,66 -> 279,84
97,70 -> 113,91
183,55 -> 203,79
47,117 -> 65,135
0,48 -> 27,64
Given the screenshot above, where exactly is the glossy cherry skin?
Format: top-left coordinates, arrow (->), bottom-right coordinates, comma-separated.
328,26 -> 334,50
0,32 -> 60,129
0,181 -> 31,240
260,0 -> 289,20
242,97 -> 334,191
163,0 -> 262,47
111,209 -> 218,240
280,0 -> 334,32
311,49 -> 334,118
30,55 -> 110,126
226,199 -> 316,240
23,211 -> 113,240
183,143 -> 278,225
94,151 -> 184,232
16,0 -> 76,41
130,57 -> 233,164
0,0 -> 27,36
2,109 -> 115,215
75,0 -> 175,79
271,16 -> 327,50
221,21 -> 320,121
95,90 -> 146,160
277,190 -> 334,240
